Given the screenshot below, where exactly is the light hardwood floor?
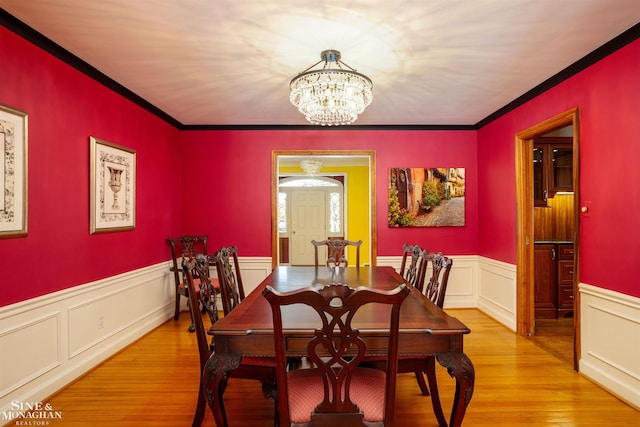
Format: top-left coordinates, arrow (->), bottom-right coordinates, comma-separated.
529,317 -> 575,366
5,309 -> 638,426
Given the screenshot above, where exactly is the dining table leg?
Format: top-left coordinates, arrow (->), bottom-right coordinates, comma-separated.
202,352 -> 242,427
436,351 -> 475,427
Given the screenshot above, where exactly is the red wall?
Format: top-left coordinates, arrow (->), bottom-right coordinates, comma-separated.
477,38 -> 640,298
3,20 -> 638,306
179,130 -> 478,258
0,26 -> 182,306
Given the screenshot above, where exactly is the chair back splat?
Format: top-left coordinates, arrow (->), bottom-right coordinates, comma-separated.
167,235 -> 219,332
398,243 -> 429,291
424,252 -> 453,309
311,239 -> 363,268
210,245 -> 245,315
264,283 -> 410,427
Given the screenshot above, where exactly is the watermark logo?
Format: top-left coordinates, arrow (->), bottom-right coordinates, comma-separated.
1,400 -> 63,425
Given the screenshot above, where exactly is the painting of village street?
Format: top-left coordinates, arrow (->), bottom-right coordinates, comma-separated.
388,167 -> 465,227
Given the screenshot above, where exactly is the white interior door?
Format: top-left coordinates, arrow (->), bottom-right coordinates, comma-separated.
290,190 -> 326,265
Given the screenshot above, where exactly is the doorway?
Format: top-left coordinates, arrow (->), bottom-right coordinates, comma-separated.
271,150 -> 377,268
290,189 -> 328,265
280,177 -> 344,265
515,108 -> 581,370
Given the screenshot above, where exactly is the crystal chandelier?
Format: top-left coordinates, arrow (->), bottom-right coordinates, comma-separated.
290,50 -> 373,126
300,159 -> 323,176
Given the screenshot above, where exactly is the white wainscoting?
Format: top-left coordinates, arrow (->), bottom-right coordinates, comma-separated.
232,257 -> 274,296
376,255 -> 480,309
4,256 -> 636,419
378,254 -> 520,330
579,283 -> 640,409
379,255 -> 518,331
476,256 -> 518,331
0,257 -> 274,422
0,262 -> 174,420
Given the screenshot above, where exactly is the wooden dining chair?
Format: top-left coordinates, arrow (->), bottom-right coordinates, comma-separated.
167,235 -> 220,332
412,252 -> 453,426
362,244 -> 431,392
184,253 -> 278,427
397,244 -> 431,395
311,238 -> 363,267
207,246 -> 280,425
263,282 -> 411,427
362,251 -> 453,426
403,252 -> 453,398
182,254 -> 220,427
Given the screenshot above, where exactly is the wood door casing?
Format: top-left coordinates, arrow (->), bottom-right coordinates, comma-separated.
515,107 -> 580,371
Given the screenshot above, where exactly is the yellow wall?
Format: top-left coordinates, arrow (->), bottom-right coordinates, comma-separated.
279,165 -> 370,265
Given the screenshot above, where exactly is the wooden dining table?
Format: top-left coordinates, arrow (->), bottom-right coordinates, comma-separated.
203,265 -> 475,427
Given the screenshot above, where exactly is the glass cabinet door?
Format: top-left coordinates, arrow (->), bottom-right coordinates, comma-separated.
533,145 -> 547,206
533,138 -> 573,207
551,145 -> 573,192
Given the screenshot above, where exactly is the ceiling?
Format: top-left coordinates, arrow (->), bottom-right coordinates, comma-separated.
1,1 -> 639,127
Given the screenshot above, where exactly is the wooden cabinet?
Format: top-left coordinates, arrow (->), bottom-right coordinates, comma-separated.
533,137 -> 573,207
534,242 -> 574,319
557,243 -> 575,318
534,244 -> 557,319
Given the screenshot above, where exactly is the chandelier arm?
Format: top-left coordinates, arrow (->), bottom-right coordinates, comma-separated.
335,60 -> 357,72
297,59 -> 325,75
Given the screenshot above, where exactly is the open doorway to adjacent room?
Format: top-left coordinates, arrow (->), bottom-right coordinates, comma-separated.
515,108 -> 581,370
271,150 -> 376,268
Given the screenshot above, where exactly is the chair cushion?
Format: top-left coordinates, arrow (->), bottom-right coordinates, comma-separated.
287,367 -> 386,423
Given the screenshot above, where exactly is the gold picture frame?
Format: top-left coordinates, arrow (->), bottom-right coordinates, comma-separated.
0,103 -> 28,238
90,136 -> 136,234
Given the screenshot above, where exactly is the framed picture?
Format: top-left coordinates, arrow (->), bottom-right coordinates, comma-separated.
0,104 -> 28,238
90,136 -> 136,234
388,167 -> 465,227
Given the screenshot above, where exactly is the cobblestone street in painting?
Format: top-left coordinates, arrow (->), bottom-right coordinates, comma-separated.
412,197 -> 465,227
